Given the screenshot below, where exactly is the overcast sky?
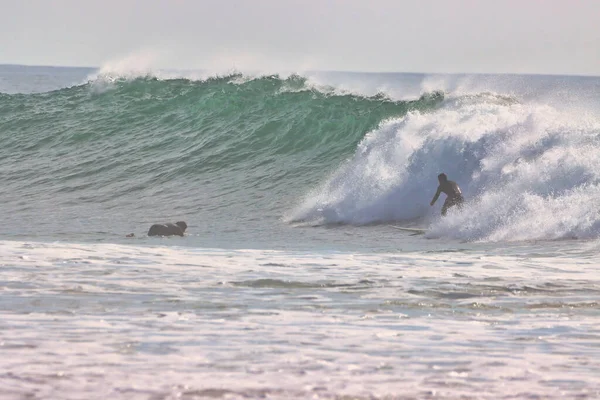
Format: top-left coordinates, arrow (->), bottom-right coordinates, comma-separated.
1,0 -> 599,75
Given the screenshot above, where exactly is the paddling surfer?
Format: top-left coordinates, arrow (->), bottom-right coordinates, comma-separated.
430,173 -> 464,216
147,221 -> 188,237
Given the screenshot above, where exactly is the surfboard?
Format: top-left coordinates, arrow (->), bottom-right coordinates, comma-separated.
388,225 -> 427,235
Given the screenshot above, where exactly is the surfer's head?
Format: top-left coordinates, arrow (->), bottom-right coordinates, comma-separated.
175,221 -> 188,232
438,173 -> 447,183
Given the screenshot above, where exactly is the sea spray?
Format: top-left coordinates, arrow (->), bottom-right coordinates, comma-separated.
290,92 -> 600,241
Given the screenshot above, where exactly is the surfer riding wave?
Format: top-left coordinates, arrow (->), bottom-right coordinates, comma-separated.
430,173 -> 464,216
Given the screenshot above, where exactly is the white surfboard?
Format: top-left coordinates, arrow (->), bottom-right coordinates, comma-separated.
388,225 -> 427,235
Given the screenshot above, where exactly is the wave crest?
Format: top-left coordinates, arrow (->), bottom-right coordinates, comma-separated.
288,93 -> 600,241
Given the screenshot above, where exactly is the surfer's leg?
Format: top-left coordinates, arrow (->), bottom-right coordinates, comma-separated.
457,196 -> 465,210
442,196 -> 462,216
441,199 -> 450,216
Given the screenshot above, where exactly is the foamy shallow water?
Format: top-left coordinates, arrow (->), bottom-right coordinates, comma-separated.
1,239 -> 600,399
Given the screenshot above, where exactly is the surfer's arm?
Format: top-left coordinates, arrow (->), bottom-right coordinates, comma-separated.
430,187 -> 441,206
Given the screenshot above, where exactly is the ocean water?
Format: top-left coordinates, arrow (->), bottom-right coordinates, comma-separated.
1,63 -> 600,399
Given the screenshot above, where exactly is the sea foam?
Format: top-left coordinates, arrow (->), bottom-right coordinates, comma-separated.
290,92 -> 600,241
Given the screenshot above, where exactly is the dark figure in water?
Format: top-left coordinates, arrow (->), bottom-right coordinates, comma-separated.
147,221 -> 188,237
430,173 -> 464,216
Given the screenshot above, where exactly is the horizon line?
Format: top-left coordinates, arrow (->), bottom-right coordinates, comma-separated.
1,62 -> 599,79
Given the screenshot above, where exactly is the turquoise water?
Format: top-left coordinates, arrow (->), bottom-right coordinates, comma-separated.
0,66 -> 445,250
1,65 -> 600,399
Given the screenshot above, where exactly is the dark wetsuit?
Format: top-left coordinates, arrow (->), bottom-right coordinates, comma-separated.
148,222 -> 186,237
431,180 -> 464,216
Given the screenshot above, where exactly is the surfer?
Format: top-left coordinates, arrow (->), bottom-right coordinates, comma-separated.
430,173 -> 464,216
147,221 -> 188,237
